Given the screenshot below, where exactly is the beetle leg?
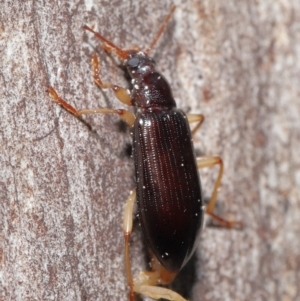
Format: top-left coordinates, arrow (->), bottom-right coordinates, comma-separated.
133,261 -> 186,301
197,156 -> 242,228
133,274 -> 187,301
134,254 -> 184,300
91,53 -> 133,106
187,113 -> 205,136
47,86 -> 135,126
123,189 -> 136,301
123,190 -> 186,301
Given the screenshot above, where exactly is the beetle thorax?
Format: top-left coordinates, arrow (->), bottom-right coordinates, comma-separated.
125,52 -> 176,109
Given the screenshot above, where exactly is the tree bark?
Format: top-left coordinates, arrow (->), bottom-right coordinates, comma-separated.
1,1 -> 299,301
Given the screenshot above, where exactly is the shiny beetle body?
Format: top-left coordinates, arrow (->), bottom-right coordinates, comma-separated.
128,57 -> 204,273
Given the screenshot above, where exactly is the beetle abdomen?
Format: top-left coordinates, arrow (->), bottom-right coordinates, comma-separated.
133,108 -> 203,272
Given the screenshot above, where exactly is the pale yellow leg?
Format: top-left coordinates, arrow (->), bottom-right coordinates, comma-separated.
91,53 -> 132,106
123,189 -> 136,301
133,270 -> 187,301
187,113 -> 205,136
134,279 -> 187,301
197,156 -> 242,228
123,189 -> 187,301
47,50 -> 135,126
47,86 -> 135,126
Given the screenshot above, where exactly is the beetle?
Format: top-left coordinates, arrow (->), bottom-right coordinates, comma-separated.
47,5 -> 240,301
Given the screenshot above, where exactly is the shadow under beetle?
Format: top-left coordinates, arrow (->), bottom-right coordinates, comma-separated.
47,5 -> 241,301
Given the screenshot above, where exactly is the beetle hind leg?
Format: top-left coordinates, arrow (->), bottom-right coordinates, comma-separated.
123,190 -> 187,301
123,189 -> 137,300
134,273 -> 187,301
133,265 -> 186,301
197,156 -> 242,228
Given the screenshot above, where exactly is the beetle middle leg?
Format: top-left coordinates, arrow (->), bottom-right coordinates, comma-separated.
187,113 -> 205,136
197,156 -> 242,228
47,86 -> 135,126
123,189 -> 187,301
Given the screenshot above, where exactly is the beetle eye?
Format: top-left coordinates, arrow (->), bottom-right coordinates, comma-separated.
127,57 -> 140,68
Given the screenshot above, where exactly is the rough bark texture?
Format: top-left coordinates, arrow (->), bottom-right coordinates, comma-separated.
1,1 -> 299,301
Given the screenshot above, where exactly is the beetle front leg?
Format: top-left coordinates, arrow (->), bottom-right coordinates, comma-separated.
91,53 -> 133,106
197,156 -> 242,228
47,52 -> 135,126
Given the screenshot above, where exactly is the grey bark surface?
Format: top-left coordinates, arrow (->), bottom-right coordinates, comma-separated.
1,1 -> 299,301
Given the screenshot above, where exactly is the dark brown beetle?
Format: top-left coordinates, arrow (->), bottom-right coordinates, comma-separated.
47,6 -> 240,301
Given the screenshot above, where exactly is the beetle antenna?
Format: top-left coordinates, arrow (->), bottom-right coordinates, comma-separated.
84,25 -> 130,60
144,5 -> 176,55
